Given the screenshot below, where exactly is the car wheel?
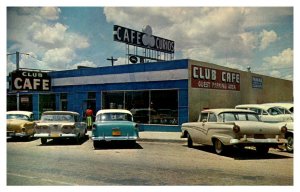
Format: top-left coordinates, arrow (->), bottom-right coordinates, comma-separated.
213,139 -> 225,155
256,145 -> 269,155
93,141 -> 101,149
187,133 -> 193,148
286,135 -> 293,153
41,138 -> 47,145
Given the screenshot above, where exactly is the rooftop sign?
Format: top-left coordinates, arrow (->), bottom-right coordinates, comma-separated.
113,25 -> 175,54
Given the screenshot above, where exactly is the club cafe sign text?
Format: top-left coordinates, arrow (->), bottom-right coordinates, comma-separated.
191,65 -> 240,91
11,70 -> 51,91
113,25 -> 175,54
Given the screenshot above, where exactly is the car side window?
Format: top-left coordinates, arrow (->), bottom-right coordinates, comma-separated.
208,113 -> 217,122
262,110 -> 268,115
200,113 -> 208,122
29,114 -> 34,121
249,108 -> 261,115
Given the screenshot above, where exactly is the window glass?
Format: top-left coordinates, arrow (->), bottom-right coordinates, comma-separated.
7,114 -> 30,120
208,113 -> 217,122
149,90 -> 178,125
96,113 -> 133,122
102,92 -> 124,109
267,107 -> 283,115
41,114 -> 74,122
39,94 -> 56,115
237,113 -> 247,121
249,108 -> 261,115
60,93 -> 68,111
223,113 -> 236,122
200,113 -> 208,122
102,90 -> 178,125
247,113 -> 259,121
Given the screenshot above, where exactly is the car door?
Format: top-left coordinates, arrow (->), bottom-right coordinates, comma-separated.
200,112 -> 217,145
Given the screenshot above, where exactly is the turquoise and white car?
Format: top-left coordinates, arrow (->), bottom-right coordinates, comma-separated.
92,109 -> 139,148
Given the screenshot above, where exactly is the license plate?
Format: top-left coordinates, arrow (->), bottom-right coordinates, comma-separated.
51,133 -> 60,137
112,130 -> 121,136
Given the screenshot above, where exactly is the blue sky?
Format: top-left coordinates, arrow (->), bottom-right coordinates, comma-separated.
7,6 -> 293,80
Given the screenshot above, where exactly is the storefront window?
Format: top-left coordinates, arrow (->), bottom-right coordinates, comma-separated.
102,90 -> 178,125
102,91 -> 124,109
39,94 -> 56,114
126,91 -> 150,123
150,90 -> 178,125
60,93 -> 68,111
7,94 -> 33,112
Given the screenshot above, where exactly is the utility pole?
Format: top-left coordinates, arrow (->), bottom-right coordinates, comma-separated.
7,51 -> 25,111
107,56 -> 118,66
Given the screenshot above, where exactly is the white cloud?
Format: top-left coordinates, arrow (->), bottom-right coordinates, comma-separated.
39,7 -> 61,20
239,32 -> 258,49
261,48 -> 293,80
259,30 -> 278,50
104,7 -> 267,68
29,22 -> 68,45
263,48 -> 293,68
43,48 -> 76,70
7,7 -> 90,72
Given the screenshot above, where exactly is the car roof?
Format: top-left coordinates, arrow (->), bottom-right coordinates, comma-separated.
7,111 -> 33,116
96,109 -> 132,116
42,111 -> 79,115
263,103 -> 293,109
201,108 -> 256,114
235,104 -> 274,110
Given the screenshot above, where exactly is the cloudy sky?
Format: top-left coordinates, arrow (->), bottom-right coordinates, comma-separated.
7,6 -> 293,80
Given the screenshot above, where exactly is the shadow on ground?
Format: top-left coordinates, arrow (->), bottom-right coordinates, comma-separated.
183,144 -> 292,160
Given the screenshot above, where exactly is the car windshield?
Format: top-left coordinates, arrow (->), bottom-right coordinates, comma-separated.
218,112 -> 260,122
96,113 -> 133,122
7,114 -> 29,120
41,114 -> 74,122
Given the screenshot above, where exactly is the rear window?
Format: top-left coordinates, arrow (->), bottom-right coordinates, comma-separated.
96,113 -> 133,122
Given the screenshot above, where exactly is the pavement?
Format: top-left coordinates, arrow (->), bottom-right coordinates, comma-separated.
87,131 -> 186,143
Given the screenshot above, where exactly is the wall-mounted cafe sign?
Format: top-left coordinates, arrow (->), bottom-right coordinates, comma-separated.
191,65 -> 240,91
10,70 -> 51,91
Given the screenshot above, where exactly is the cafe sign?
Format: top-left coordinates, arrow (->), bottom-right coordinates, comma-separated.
11,70 -> 51,91
191,65 -> 240,91
113,25 -> 175,53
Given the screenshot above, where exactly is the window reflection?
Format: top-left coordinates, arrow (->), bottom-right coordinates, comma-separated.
102,90 -> 178,125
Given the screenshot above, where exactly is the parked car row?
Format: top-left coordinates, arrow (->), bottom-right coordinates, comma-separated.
181,103 -> 294,155
7,102 -> 293,155
6,109 -> 139,149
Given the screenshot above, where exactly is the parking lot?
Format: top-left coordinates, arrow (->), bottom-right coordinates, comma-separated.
7,135 -> 293,186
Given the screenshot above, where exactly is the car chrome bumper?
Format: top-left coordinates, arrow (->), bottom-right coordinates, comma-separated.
92,135 -> 138,141
230,137 -> 287,145
7,131 -> 29,139
34,133 -> 77,138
